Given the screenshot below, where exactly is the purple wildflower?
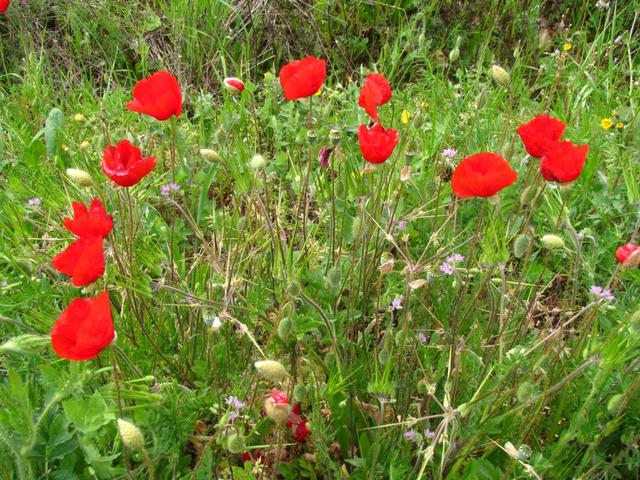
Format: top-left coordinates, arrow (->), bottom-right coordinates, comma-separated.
404,429 -> 417,442
225,396 -> 246,409
417,332 -> 428,344
26,198 -> 41,207
318,146 -> 335,168
391,297 -> 403,310
439,262 -> 455,275
446,253 -> 464,263
397,220 -> 407,230
161,183 -> 180,196
441,148 -> 457,159
424,428 -> 436,439
590,285 -> 615,301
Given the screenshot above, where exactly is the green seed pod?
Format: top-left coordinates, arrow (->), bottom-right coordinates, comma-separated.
329,128 -> 341,145
293,383 -> 306,403
277,317 -> 292,341
541,234 -> 565,250
516,382 -> 537,403
607,394 -> 625,414
513,234 -> 530,259
489,64 -> 510,86
226,433 -> 246,454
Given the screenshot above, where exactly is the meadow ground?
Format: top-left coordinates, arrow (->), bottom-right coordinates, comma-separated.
0,1 -> 639,479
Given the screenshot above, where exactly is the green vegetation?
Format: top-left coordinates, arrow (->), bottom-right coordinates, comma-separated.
1,1 -> 639,478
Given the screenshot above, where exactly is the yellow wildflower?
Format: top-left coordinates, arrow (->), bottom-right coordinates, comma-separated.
401,110 -> 410,124
562,43 -> 572,52
616,122 -> 623,129
600,118 -> 613,129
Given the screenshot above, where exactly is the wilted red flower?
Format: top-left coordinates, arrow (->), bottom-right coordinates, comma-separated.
517,115 -> 566,158
540,140 -> 589,183
452,152 -> 517,198
616,243 -> 640,268
264,389 -> 291,422
126,71 -> 182,121
223,77 -> 245,94
0,0 -> 9,13
358,73 -> 392,122
318,146 -> 335,168
102,140 -> 157,187
63,198 -> 113,238
358,124 -> 399,164
52,237 -> 105,287
279,56 -> 326,100
293,419 -> 312,443
51,291 -> 114,361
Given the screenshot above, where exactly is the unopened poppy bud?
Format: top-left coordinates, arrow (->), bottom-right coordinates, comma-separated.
223,77 -> 245,94
405,141 -> 417,160
277,317 -> 292,341
607,394 -> 625,414
117,419 -> 144,451
517,382 -> 537,403
489,64 -> 510,86
449,37 -> 461,63
200,148 -> 223,163
417,379 -> 428,394
513,234 -> 530,259
226,433 -> 246,453
615,243 -> 640,268
264,389 -> 291,422
329,128 -> 341,145
250,154 -> 266,170
474,87 -> 488,110
541,234 -> 565,250
306,129 -> 317,140
254,359 -> 287,381
66,168 -> 93,187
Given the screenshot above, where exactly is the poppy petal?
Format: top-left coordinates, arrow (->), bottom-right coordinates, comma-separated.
452,152 -> 517,198
102,140 -> 156,187
63,198 -> 113,238
540,141 -> 589,183
279,57 -> 326,101
126,71 -> 182,121
358,124 -> 399,164
51,237 -> 105,287
517,115 -> 566,158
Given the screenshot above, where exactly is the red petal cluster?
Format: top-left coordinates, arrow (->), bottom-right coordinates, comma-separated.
452,153 -> 517,198
358,124 -> 399,164
102,139 -> 157,187
616,243 -> 640,268
126,71 -> 182,121
0,0 -> 9,13
358,73 -> 392,122
279,57 -> 326,101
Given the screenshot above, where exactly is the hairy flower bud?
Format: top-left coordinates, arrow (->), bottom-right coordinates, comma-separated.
254,360 -> 287,381
489,64 -> 510,86
264,389 -> 291,422
541,234 -> 565,250
117,419 -> 144,451
200,148 -> 223,163
66,168 -> 93,187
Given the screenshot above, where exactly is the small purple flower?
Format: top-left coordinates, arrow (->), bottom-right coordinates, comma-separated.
404,429 -> 417,442
590,285 -> 615,301
161,183 -> 180,196
318,146 -> 335,168
225,396 -> 246,409
441,148 -> 457,159
439,262 -> 454,275
397,220 -> 407,230
446,253 -> 464,263
391,297 -> 403,310
417,332 -> 428,344
26,198 -> 41,207
424,428 -> 436,439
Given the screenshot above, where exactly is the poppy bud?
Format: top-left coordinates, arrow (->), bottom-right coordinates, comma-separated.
264,389 -> 291,422
250,154 -> 266,170
516,382 -> 537,403
513,234 -> 530,259
254,360 -> 287,381
117,419 -> 144,451
417,379 -> 428,394
293,383 -> 306,402
489,64 -> 510,86
607,394 -> 625,414
615,243 -> 640,268
449,37 -> 462,63
200,148 -> 223,163
277,317 -> 292,341
223,77 -> 245,94
226,433 -> 246,453
541,234 -> 565,250
66,168 -> 93,187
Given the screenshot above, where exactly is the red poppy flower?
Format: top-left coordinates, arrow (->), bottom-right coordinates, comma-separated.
517,115 -> 566,158
451,152 -> 518,198
293,420 -> 311,443
279,56 -> 326,101
616,243 -> 640,268
540,140 -> 589,183
0,0 -> 9,13
51,291 -> 114,361
358,124 -> 399,164
63,198 -> 113,238
102,140 -> 157,187
51,236 -> 105,287
223,77 -> 245,94
358,73 -> 392,122
126,71 -> 182,121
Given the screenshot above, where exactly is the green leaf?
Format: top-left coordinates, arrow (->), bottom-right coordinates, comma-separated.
44,108 -> 65,156
62,392 -> 115,435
